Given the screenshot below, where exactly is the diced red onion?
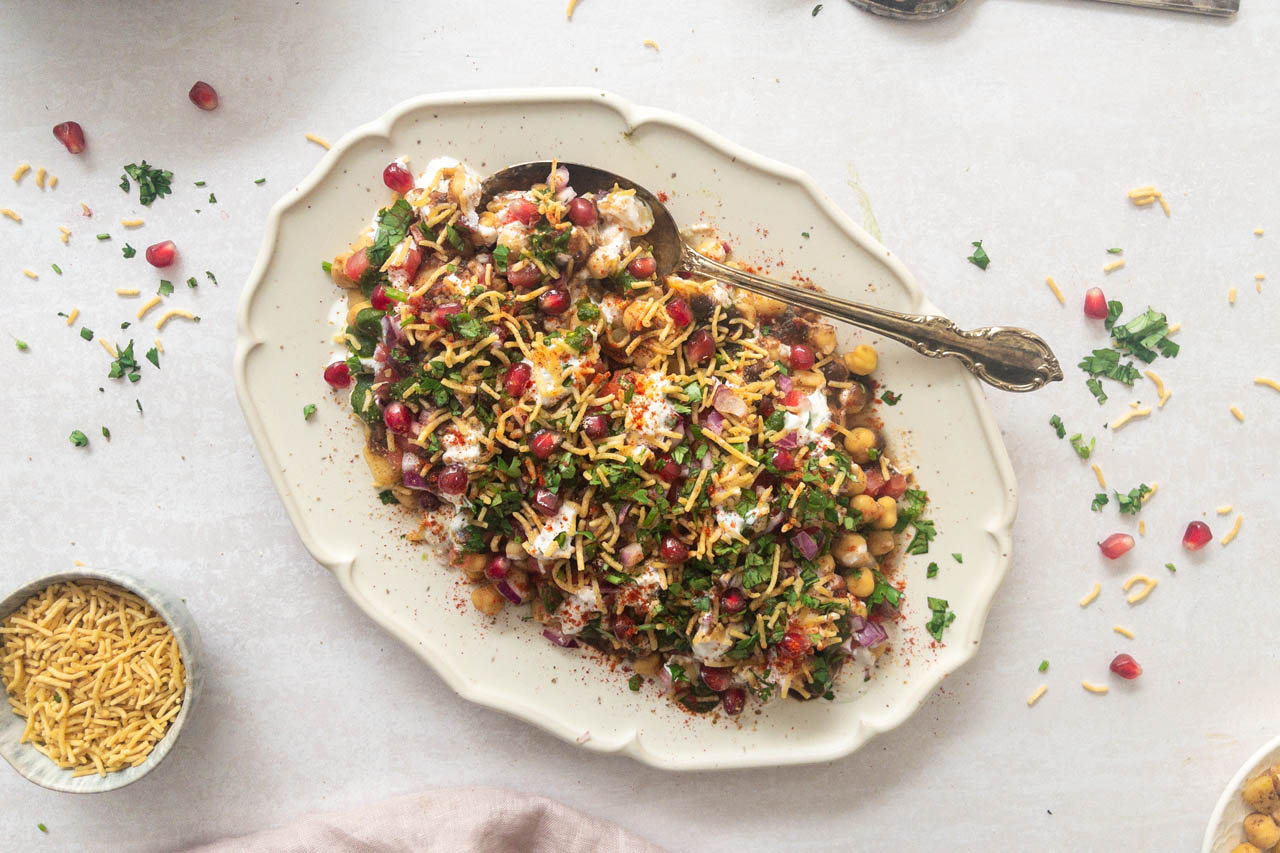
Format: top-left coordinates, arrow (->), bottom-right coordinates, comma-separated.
551,165 -> 571,191
542,628 -> 578,648
764,511 -> 785,533
616,502 -> 633,525
656,663 -> 673,695
703,410 -> 725,435
496,580 -> 524,605
401,471 -> 427,490
700,451 -> 714,471
776,373 -> 793,393
791,530 -> 819,561
712,385 -> 748,418
381,313 -> 404,348
774,431 -> 799,450
556,186 -> 576,204
854,620 -> 888,648
619,543 -> 644,567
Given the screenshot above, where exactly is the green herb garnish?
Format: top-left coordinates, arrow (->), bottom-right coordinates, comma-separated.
378,489 -> 398,505
1115,484 -> 1152,515
51,263 -> 62,275
925,596 -> 956,643
69,430 -> 88,447
108,340 -> 141,382
926,561 -> 939,578
628,674 -> 642,691
303,403 -> 317,421
79,328 -> 93,341
967,240 -> 990,270
187,277 -> 198,289
880,389 -> 901,406
122,243 -> 136,258
1049,414 -> 1065,438
208,193 -> 217,204
1165,562 -> 1176,573
121,161 -> 174,206
1039,659 -> 1049,672
145,346 -> 160,369
1091,493 -> 1109,511
158,280 -> 174,297
15,339 -> 28,351
1068,433 -> 1095,459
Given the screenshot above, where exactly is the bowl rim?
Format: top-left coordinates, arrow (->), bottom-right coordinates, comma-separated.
1202,732 -> 1280,852
0,567 -> 202,793
233,87 -> 1019,769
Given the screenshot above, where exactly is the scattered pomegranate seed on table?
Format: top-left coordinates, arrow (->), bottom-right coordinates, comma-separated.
52,121 -> 86,154
1109,653 -> 1142,680
1099,533 -> 1135,560
1083,287 -> 1108,319
1182,520 -> 1213,551
188,81 -> 219,111
145,240 -> 177,268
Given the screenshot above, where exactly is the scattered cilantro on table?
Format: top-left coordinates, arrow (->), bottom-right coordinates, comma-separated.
120,161 -> 174,206
302,403 -> 317,421
811,3 -> 823,15
926,597 -> 956,643
1115,484 -> 1152,515
1049,414 -> 1065,438
1039,660 -> 1049,672
967,240 -> 990,270
1091,493 -> 1109,511
69,430 -> 88,448
15,339 -> 28,351
122,244 -> 136,259
926,561 -> 939,578
158,280 -> 174,297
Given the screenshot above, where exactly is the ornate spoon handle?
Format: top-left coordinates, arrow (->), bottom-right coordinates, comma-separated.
681,247 -> 1063,393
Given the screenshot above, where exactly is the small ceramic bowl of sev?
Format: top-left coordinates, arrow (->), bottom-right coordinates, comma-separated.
0,568 -> 203,793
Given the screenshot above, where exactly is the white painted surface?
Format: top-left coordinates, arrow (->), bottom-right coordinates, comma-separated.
0,1 -> 1276,849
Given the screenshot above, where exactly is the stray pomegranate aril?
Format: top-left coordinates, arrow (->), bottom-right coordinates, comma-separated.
665,297 -> 693,327
530,429 -> 560,460
503,361 -> 532,398
370,284 -> 393,310
343,248 -> 370,281
656,458 -> 683,483
145,240 -> 177,268
627,255 -> 657,279
1182,520 -> 1213,551
539,288 -> 570,315
782,389 -> 805,408
701,667 -> 732,692
685,329 -> 715,365
188,81 -> 219,111
533,487 -> 562,517
323,361 -> 352,389
720,687 -> 746,716
1084,287 -> 1108,320
437,463 -> 468,495
430,302 -> 462,328
382,401 -> 412,433
882,473 -> 908,499
1110,653 -> 1142,680
507,198 -> 540,226
779,630 -> 809,659
1099,533 -> 1135,560
567,197 -> 597,227
483,555 -> 511,582
659,535 -> 689,563
581,414 -> 608,439
789,343 -> 816,370
382,161 -> 414,195
772,448 -> 797,472
52,121 -> 86,154
506,262 -> 541,290
720,588 -> 746,614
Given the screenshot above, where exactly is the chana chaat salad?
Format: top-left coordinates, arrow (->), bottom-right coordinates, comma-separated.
320,156 -> 933,716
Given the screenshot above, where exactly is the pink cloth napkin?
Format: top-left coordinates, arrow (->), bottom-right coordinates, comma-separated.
186,787 -> 665,853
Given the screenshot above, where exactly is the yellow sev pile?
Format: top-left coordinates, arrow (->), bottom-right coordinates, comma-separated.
0,581 -> 185,776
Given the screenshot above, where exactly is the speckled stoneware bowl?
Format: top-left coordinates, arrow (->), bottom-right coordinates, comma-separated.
1204,733 -> 1280,853
0,568 -> 203,793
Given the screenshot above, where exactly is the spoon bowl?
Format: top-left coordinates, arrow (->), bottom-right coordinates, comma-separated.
482,161 -> 1063,392
847,0 -> 1237,18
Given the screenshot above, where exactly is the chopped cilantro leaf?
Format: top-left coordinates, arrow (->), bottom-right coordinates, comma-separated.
157,280 -> 174,297
69,430 -> 88,447
967,240 -> 990,270
951,552 -> 963,563
136,399 -> 143,414
1039,659 -> 1049,672
122,243 -> 136,258
1086,377 -> 1108,405
302,403 -> 317,421
926,561 -> 939,578
925,596 -> 956,643
880,389 -> 902,406
145,346 -> 160,369
108,340 -> 141,383
208,192 -> 217,204
206,270 -> 218,286
378,489 -> 398,505
38,823 -> 47,833
321,260 -> 332,274
492,245 -> 510,273
1104,300 -> 1124,331
96,233 -> 110,241
1068,433 -> 1096,459
15,339 -> 28,351
812,3 -> 823,14
255,177 -> 266,184
576,299 -> 601,322
1091,492 -> 1110,511
51,263 -> 61,275
194,181 -> 206,187
187,277 -> 198,288
1165,562 -> 1176,573
365,199 -> 414,269
79,328 -> 93,341
1049,414 -> 1065,438
101,426 -> 110,440
121,161 -> 174,206
628,674 -> 642,691
447,312 -> 489,341
1115,484 -> 1152,515
1107,247 -> 1123,254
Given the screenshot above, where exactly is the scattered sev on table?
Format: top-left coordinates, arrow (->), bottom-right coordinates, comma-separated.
12,163 -> 30,183
1127,185 -> 1171,216
1255,376 -> 1280,393
155,309 -> 198,330
1221,514 -> 1243,546
1110,406 -> 1151,432
1123,574 -> 1157,605
1091,463 -> 1106,489
1230,406 -> 1245,422
1045,276 -> 1065,305
0,580 -> 185,776
1217,504 -> 1233,515
1082,680 -> 1109,695
121,218 -> 144,228
1103,259 -> 1126,274
1026,685 -> 1048,707
1079,582 -> 1101,608
304,133 -> 331,150
642,39 -> 660,50
1113,625 -> 1135,639
565,0 -> 581,18
2,208 -> 21,222
1229,287 -> 1237,305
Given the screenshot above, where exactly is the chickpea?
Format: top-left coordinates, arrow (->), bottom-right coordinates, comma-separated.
1244,774 -> 1280,814
843,344 -> 878,376
851,494 -> 880,521
833,533 -> 872,569
843,426 -> 878,463
874,496 -> 898,530
849,568 -> 875,598
809,323 -> 838,355
867,530 -> 896,556
838,382 -> 870,413
461,552 -> 488,581
1245,813 -> 1280,850
843,464 -> 867,495
1231,844 -> 1261,853
470,585 -> 505,615
346,300 -> 372,328
633,653 -> 662,676
504,540 -> 526,560
815,553 -> 836,575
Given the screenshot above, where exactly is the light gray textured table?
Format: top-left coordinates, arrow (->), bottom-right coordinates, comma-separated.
1,1 -> 1276,850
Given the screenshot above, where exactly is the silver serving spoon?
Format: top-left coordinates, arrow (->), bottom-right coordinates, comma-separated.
481,162 -> 1063,393
848,0 -> 1237,19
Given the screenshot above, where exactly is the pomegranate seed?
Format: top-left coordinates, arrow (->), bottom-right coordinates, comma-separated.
721,588 -> 746,614
383,161 -> 414,194
613,613 -> 637,640
720,687 -> 746,716
323,361 -> 352,388
1182,520 -> 1213,551
1083,287 -> 1109,320
507,198 -> 540,225
701,667 -> 732,692
438,463 -> 468,495
52,121 -> 86,154
383,401 -> 412,433
772,448 -> 797,472
398,243 -> 422,282
659,535 -> 689,563
539,288 -> 570,315
533,487 -> 562,517
789,344 -> 816,370
666,297 -> 693,327
779,630 -> 809,659
484,555 -> 511,582
431,302 -> 462,327
529,429 -> 560,459
685,329 -> 716,365
567,197 -> 597,227
503,362 -> 532,398
656,458 -> 683,483
1099,533 -> 1135,560
188,81 -> 219,111
370,284 -> 393,310
1109,653 -> 1142,680
506,262 -> 541,290
628,255 -> 657,279
343,248 -> 370,281
782,389 -> 805,408
145,240 -> 177,268
582,414 -> 608,439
